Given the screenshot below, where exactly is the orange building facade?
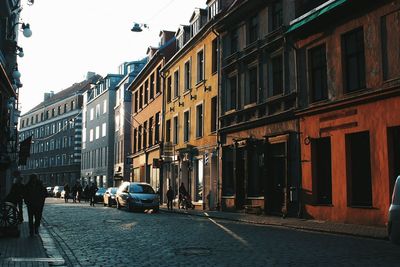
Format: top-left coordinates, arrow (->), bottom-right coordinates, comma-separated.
292,0 -> 400,226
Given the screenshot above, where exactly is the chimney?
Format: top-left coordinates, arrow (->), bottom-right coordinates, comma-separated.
44,91 -> 54,101
86,71 -> 96,80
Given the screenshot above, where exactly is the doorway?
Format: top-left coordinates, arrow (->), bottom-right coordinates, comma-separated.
266,142 -> 287,215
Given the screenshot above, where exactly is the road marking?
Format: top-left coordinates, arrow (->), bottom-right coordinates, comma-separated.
7,257 -> 65,263
208,218 -> 249,247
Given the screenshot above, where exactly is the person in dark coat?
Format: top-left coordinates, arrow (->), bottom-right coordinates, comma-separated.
64,183 -> 70,203
76,183 -> 83,203
83,184 -> 89,202
6,171 -> 25,223
178,182 -> 188,209
24,174 -> 47,236
89,182 -> 98,206
71,183 -> 78,203
166,186 -> 174,210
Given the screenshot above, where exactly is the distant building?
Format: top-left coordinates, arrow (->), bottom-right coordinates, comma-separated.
81,73 -> 123,187
113,59 -> 147,187
18,74 -> 101,186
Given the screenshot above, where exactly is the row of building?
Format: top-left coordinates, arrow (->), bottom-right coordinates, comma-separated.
18,0 -> 400,227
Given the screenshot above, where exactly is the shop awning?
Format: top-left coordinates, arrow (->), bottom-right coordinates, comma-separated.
287,0 -> 348,33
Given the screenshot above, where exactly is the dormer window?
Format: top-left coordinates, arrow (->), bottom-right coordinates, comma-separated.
177,33 -> 184,50
191,18 -> 200,36
208,0 -> 219,20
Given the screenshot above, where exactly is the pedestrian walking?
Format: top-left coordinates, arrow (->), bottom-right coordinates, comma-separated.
24,174 -> 46,236
71,183 -> 77,203
6,171 -> 25,223
179,182 -> 188,209
77,183 -> 83,203
83,184 -> 89,202
64,183 -> 70,203
166,186 -> 174,210
89,182 -> 98,206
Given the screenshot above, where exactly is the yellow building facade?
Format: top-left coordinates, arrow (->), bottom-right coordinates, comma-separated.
162,11 -> 219,210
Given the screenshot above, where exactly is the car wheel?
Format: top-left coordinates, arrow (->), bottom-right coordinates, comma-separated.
154,207 -> 159,213
116,199 -> 121,210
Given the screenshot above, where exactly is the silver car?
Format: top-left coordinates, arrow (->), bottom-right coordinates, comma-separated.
389,176 -> 400,244
116,182 -> 159,212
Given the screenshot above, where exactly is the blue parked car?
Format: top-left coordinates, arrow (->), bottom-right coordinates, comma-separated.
116,182 -> 159,212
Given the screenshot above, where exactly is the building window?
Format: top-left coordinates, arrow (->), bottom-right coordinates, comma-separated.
184,60 -> 191,91
248,16 -> 259,44
149,117 -> 153,146
173,116 -> 179,145
211,96 -> 217,132
150,74 -> 155,99
271,1 -> 283,31
96,104 -> 100,118
89,129 -> 93,142
115,115 -> 120,132
191,18 -> 200,36
143,121 -> 148,148
95,126 -> 100,139
103,100 -> 107,114
102,123 -> 106,137
312,137 -> 332,204
156,66 -> 161,94
184,110 -> 190,142
208,0 -> 219,19
133,128 -> 137,153
309,44 -> 328,102
139,86 -> 143,109
90,108 -> 94,120
346,131 -> 372,207
212,38 -> 218,74
134,92 -> 138,113
246,66 -> 258,105
342,27 -> 366,92
230,29 -> 238,54
155,112 -> 160,144
196,104 -> 203,138
174,70 -> 180,98
382,12 -> 400,81
166,119 -> 171,143
166,76 -> 172,103
271,55 -> 283,96
197,50 -> 204,83
144,81 -> 149,105
138,126 -> 142,151
225,75 -> 237,111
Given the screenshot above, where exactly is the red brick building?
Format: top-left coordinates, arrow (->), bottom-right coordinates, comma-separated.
290,0 -> 400,226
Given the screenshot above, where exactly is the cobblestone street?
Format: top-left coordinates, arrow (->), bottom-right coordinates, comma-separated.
40,198 -> 400,267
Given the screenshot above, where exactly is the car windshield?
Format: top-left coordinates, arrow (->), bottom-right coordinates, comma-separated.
97,188 -> 106,193
129,184 -> 155,194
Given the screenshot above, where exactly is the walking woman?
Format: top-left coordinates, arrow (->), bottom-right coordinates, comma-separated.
24,174 -> 47,236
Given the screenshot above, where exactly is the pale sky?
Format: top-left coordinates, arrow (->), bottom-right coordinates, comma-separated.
17,0 -> 206,114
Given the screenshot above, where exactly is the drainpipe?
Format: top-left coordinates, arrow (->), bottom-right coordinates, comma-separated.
284,34 -> 303,218
212,27 -> 221,211
159,64 -> 166,204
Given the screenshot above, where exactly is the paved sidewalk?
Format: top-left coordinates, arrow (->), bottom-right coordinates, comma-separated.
160,205 -> 388,240
0,206 -> 64,267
